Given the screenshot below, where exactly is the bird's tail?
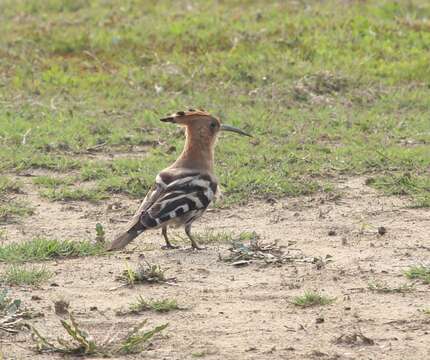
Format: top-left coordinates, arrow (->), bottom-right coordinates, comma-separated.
106,223 -> 144,251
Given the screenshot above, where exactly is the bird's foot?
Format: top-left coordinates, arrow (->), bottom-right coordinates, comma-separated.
190,244 -> 206,251
161,243 -> 180,250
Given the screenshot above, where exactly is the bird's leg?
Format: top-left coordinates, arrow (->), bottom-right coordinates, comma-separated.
185,224 -> 205,250
161,226 -> 179,250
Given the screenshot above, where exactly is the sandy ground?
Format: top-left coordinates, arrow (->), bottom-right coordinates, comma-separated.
0,176 -> 429,359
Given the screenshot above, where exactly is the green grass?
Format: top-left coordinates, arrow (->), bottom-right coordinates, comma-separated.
33,175 -> 74,188
127,296 -> 179,314
0,1 -> 429,205
1,265 -> 52,286
292,291 -> 335,308
0,238 -> 105,263
404,265 -> 430,284
366,174 -> 430,207
40,187 -> 108,202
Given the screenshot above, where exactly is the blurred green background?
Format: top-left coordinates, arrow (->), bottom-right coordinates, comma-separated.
0,0 -> 429,210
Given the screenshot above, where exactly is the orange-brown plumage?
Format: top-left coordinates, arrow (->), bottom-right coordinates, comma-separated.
107,109 -> 251,251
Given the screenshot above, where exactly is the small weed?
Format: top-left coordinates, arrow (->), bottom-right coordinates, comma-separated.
31,314 -> 167,356
292,291 -> 335,308
128,296 -> 179,314
95,223 -> 105,243
368,281 -> 414,293
0,289 -> 31,334
118,262 -> 171,286
0,238 -> 105,263
404,265 -> 430,284
41,187 -> 107,202
1,265 -> 52,286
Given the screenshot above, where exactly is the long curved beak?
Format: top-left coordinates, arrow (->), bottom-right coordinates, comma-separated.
220,124 -> 252,137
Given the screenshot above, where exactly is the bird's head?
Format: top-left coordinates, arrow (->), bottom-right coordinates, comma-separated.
160,109 -> 251,143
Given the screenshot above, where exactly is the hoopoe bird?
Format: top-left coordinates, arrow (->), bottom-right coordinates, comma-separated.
107,109 -> 251,251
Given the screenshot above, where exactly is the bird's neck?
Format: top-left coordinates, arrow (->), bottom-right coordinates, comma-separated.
172,129 -> 215,173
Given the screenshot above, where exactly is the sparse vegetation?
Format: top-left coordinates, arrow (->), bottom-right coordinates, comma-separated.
118,296 -> 180,315
292,291 -> 335,308
0,201 -> 34,224
368,281 -> 414,294
1,265 -> 52,286
0,238 -> 105,263
118,262 -> 170,286
31,314 -> 167,356
404,265 -> 430,284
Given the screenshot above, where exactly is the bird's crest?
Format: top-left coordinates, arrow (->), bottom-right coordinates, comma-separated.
160,108 -> 211,122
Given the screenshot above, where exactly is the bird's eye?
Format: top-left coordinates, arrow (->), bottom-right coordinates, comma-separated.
210,122 -> 217,129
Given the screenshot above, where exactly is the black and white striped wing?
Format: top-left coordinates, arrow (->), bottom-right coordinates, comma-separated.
127,174 -> 167,229
140,174 -> 217,229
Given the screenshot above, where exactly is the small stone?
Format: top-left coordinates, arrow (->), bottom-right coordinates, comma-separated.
378,226 -> 387,235
54,299 -> 69,315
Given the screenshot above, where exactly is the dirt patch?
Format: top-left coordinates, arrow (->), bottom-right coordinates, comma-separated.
1,177 -> 429,359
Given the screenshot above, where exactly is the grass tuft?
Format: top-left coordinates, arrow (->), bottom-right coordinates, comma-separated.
292,291 -> 335,308
0,238 -> 105,263
129,296 -> 179,314
404,265 -> 430,284
1,265 -> 52,286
